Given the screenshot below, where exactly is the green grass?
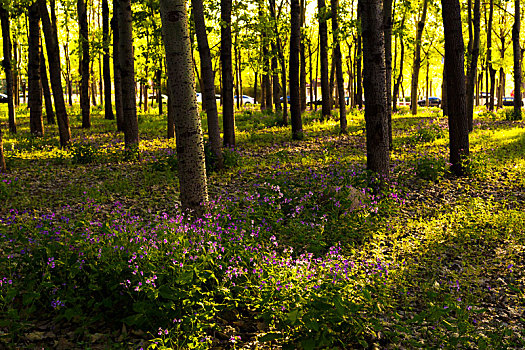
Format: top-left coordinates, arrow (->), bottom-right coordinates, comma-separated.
1,103 -> 525,348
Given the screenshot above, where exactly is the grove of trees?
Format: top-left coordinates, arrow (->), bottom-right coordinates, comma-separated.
0,0 -> 524,208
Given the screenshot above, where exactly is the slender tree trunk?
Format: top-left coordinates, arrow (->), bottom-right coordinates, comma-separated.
278,42 -> 288,125
359,0 -> 390,178
299,0 -> 306,111
332,0 -> 346,132
0,126 -> 5,172
13,40 -> 19,107
118,0 -> 139,148
384,0 -> 393,146
271,44 -> 281,110
290,0 -> 303,140
309,41 -> 314,111
40,48 -> 55,124
78,0 -> 90,128
410,0 -> 428,115
512,0 -> 521,120
442,0 -> 469,176
28,3 -> 44,136
488,0 -> 496,111
112,1 -> 124,131
329,55 -> 335,109
160,0 -> 208,214
157,65 -> 163,115
315,34 -> 319,110
393,32 -> 405,112
318,0 -> 330,119
192,0 -> 223,168
254,70 -> 258,104
0,7 -> 15,134
38,0 -> 71,147
356,10 -> 363,108
466,0 -> 480,131
102,0 -> 114,120
221,0 -> 235,147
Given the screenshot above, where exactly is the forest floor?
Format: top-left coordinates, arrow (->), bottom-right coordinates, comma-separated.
1,104 -> 525,349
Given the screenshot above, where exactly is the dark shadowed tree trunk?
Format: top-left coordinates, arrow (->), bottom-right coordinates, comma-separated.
40,48 -> 55,124
28,2 -> 44,136
112,1 -> 124,131
102,0 -> 114,120
221,0 -> 235,147
192,0 -> 223,168
300,0 -> 306,111
0,126 -> 5,172
118,0 -> 139,148
487,0 -> 496,111
332,0 -> 346,133
356,7 -> 363,108
160,0 -> 208,214
442,0 -> 469,176
0,7 -> 15,134
271,45 -> 280,111
512,0 -> 521,120
392,21 -> 405,112
410,0 -> 428,115
466,0 -> 480,131
290,0 -> 303,139
359,0 -> 390,178
38,0 -> 71,147
383,0 -> 393,146
78,0 -> 90,128
318,0 -> 330,119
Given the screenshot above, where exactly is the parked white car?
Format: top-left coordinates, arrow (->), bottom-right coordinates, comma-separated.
234,95 -> 256,105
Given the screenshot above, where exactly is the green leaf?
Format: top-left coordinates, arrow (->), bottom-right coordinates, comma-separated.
301,338 -> 317,350
22,292 -> 40,306
158,285 -> 178,300
287,309 -> 300,325
258,333 -> 281,342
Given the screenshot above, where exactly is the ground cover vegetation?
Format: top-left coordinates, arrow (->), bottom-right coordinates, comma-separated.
1,104 -> 525,349
1,0 -> 525,348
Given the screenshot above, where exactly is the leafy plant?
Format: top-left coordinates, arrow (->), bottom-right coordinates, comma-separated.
70,142 -> 99,164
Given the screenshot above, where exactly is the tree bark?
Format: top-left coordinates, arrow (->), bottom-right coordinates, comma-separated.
112,1 -> 124,131
192,0 -> 223,168
38,0 -> 71,147
118,0 -> 139,149
0,126 -> 5,172
512,0 -> 521,120
78,0 -> 90,129
0,7 -> 15,134
28,2 -> 44,136
332,0 -> 346,133
221,0 -> 235,147
271,44 -> 281,110
356,8 -> 363,109
410,0 -> 428,115
466,0 -> 480,131
290,0 -> 303,140
359,0 -> 390,178
392,27 -> 405,112
40,48 -> 55,124
299,0 -> 307,112
160,0 -> 208,214
102,0 -> 114,120
318,0 -> 330,119
487,0 -> 496,111
167,80 -> 175,138
383,0 -> 393,146
442,0 -> 469,176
